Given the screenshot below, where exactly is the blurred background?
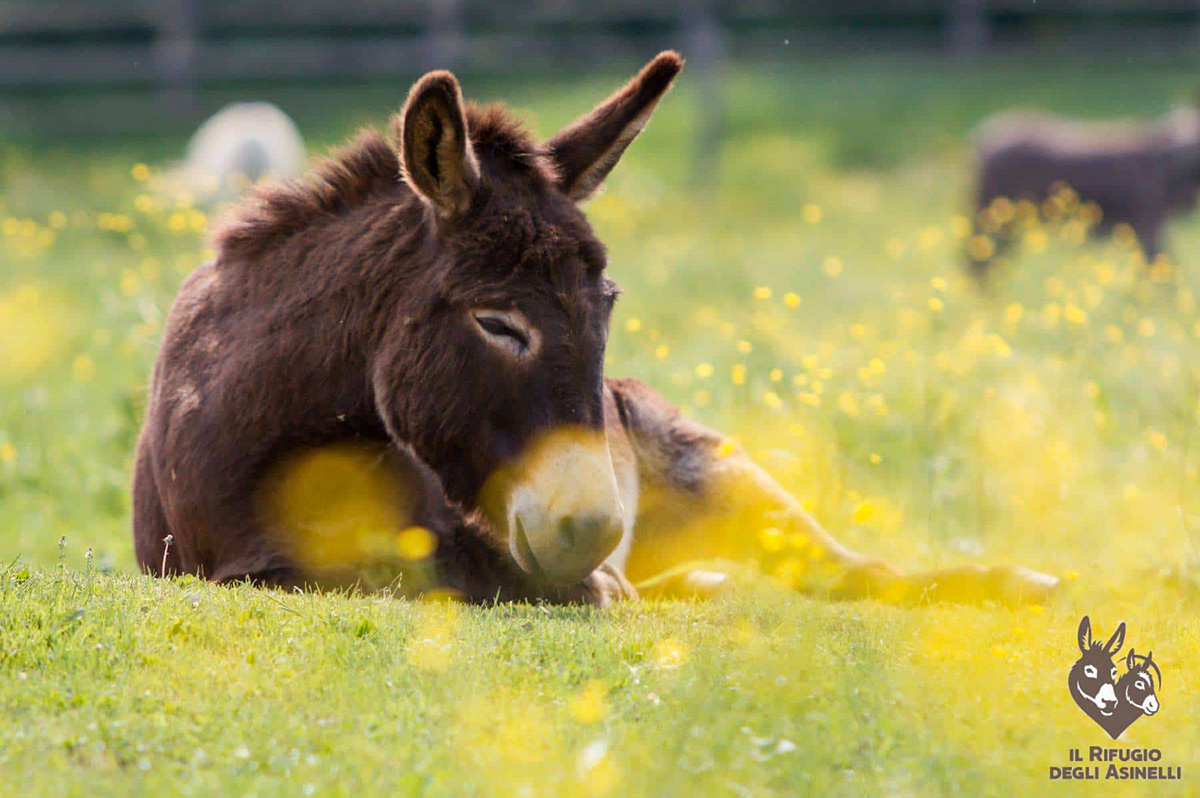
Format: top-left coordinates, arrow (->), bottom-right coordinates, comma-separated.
2,5 -> 1200,793
9,0 -> 1200,141
1,1 -> 1198,587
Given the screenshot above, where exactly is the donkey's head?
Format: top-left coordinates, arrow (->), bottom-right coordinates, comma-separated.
1069,616 -> 1125,721
382,53 -> 682,584
1119,648 -> 1161,717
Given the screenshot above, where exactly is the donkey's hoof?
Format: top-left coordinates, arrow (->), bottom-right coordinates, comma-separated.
570,563 -> 638,608
994,565 -> 1060,603
641,568 -> 736,599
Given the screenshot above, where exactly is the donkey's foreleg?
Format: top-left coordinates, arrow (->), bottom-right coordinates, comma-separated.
609,378 -> 1057,605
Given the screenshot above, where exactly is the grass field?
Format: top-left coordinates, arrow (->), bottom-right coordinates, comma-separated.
2,55 -> 1199,796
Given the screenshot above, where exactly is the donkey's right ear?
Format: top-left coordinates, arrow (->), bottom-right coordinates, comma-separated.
398,71 -> 480,220
1126,648 -> 1137,669
1077,616 -> 1092,653
542,51 -> 683,202
1105,622 -> 1126,655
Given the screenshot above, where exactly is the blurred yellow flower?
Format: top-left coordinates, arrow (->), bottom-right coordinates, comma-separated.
694,363 -> 713,379
568,681 -> 610,725
1062,304 -> 1085,325
624,318 -> 642,333
783,292 -> 801,308
966,235 -> 994,261
753,286 -> 772,300
852,502 -> 875,524
72,355 -> 95,382
654,638 -> 688,669
0,443 -> 15,464
395,526 -> 436,561
759,527 -> 786,553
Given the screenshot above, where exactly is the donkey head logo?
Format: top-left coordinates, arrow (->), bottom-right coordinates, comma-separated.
1069,617 -> 1163,739
1069,616 -> 1124,731
1108,649 -> 1161,738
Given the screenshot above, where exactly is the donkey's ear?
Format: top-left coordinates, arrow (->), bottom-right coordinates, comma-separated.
1077,616 -> 1092,653
1105,622 -> 1127,655
1126,648 -> 1137,669
542,51 -> 683,202
398,70 -> 480,220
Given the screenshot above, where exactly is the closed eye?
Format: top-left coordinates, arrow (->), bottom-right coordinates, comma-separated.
472,309 -> 539,358
477,316 -> 527,346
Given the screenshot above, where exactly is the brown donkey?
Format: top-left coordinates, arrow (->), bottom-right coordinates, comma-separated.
133,53 -> 1058,605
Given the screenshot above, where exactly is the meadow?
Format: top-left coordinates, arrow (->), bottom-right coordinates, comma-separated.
1,54 -> 1199,795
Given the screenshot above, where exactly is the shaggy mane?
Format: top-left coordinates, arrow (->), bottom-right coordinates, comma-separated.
213,103 -> 555,259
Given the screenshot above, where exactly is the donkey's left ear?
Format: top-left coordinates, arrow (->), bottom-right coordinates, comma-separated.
542,51 -> 683,202
1126,648 -> 1137,668
398,70 -> 480,220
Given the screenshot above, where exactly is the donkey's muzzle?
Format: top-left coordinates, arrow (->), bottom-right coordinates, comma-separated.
498,428 -> 626,586
512,506 -> 624,585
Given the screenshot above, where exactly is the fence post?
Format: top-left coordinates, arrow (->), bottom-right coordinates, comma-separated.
948,0 -> 988,61
425,0 -> 465,70
156,0 -> 201,117
681,0 -> 726,191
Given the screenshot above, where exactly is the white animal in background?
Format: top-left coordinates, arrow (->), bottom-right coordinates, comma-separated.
169,102 -> 307,204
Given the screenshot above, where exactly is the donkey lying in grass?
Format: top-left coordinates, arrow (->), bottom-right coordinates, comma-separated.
134,53 -> 1058,606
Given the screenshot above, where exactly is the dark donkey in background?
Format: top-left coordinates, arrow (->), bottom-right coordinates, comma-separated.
968,106 -> 1200,283
134,53 -> 1058,605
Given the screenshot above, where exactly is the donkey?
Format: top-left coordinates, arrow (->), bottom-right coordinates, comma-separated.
168,102 -> 307,205
133,53 -> 1058,606
1109,648 -> 1161,738
968,106 -> 1200,283
1069,616 -> 1125,730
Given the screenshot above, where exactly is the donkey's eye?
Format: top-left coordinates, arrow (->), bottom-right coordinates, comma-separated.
472,310 -> 538,358
477,316 -> 526,344
1111,667 -> 1118,680
1084,665 -> 1098,679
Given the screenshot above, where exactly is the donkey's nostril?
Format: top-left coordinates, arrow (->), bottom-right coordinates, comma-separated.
556,513 -> 619,552
557,516 -> 577,549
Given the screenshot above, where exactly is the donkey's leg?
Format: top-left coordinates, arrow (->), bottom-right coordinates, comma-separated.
609,378 -> 1058,605
132,434 -> 179,576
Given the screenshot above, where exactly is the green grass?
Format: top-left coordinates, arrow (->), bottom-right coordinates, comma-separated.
2,55 -> 1200,795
